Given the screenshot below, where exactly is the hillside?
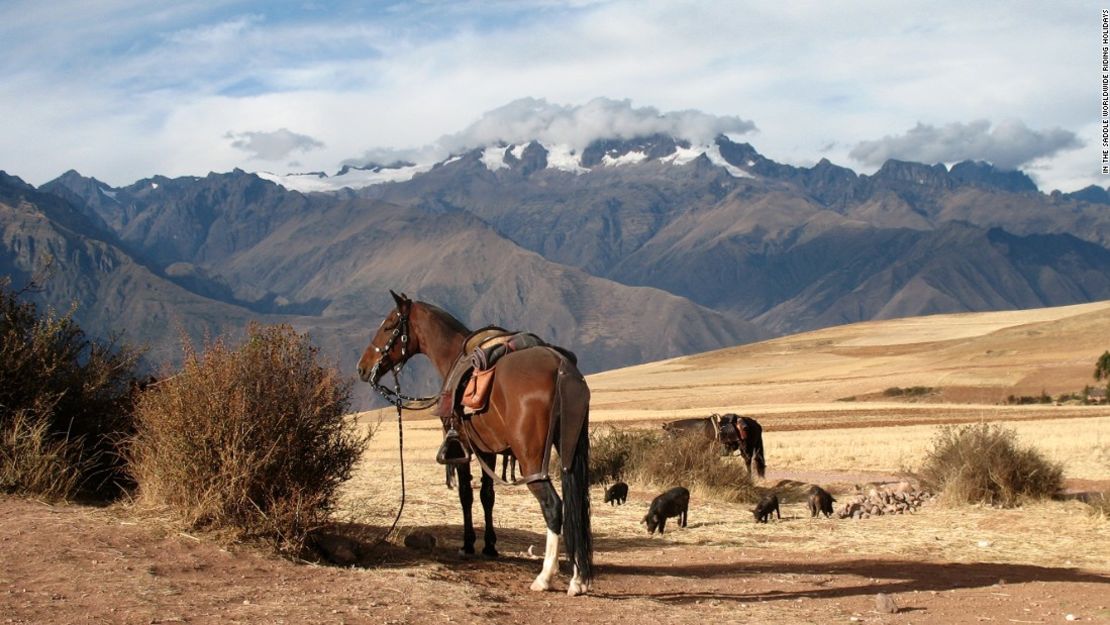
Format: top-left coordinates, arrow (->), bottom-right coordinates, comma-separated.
5,130 -> 1110,394
2,171 -> 766,390
587,300 -> 1110,421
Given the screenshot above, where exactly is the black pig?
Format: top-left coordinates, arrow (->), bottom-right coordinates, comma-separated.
604,482 -> 628,506
643,486 -> 689,535
807,485 -> 836,518
752,493 -> 780,523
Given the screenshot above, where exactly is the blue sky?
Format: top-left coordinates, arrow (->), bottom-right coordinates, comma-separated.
0,1 -> 1098,192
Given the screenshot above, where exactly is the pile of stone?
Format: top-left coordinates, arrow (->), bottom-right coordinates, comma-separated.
837,481 -> 936,519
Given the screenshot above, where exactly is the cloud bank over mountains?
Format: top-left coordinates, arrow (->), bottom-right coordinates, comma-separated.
340,100 -> 1079,181
850,120 -> 1082,171
0,2 -> 1093,192
342,97 -> 757,167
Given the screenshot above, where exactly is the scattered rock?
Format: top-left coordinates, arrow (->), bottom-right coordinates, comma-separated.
875,593 -> 899,614
838,484 -> 936,519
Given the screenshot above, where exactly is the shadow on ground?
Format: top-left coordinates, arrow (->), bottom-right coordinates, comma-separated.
593,558 -> 1110,604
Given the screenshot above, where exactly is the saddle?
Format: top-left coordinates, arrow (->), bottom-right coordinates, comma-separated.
433,327 -> 512,420
433,328 -> 577,465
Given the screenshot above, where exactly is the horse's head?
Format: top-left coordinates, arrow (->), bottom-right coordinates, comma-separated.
358,290 -> 418,384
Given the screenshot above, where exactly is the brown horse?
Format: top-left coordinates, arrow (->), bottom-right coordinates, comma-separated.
662,413 -> 766,478
357,291 -> 593,596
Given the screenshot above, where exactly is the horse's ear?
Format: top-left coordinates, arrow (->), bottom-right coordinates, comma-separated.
389,290 -> 409,308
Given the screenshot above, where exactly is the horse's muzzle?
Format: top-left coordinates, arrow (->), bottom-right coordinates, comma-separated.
358,357 -> 387,384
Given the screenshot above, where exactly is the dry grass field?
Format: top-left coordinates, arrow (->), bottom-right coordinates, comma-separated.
4,301 -> 1110,624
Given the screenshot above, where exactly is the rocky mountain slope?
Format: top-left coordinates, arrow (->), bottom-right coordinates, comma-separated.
3,170 -> 766,392
4,130 -> 1110,403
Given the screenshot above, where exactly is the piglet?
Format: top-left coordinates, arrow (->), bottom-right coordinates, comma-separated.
752,492 -> 780,523
643,486 -> 689,535
604,482 -> 628,506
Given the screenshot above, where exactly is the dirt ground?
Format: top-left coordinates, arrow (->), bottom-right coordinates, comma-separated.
4,409 -> 1109,625
4,474 -> 1108,625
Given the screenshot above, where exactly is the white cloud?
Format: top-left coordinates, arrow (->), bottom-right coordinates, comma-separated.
850,120 -> 1082,170
446,98 -> 755,152
342,97 -> 756,166
226,128 -> 325,160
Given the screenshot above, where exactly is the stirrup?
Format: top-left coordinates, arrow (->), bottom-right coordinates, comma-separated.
436,428 -> 470,465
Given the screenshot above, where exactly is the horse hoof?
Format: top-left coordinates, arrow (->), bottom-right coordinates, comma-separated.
530,578 -> 551,592
457,547 -> 475,558
481,546 -> 499,559
567,580 -> 588,597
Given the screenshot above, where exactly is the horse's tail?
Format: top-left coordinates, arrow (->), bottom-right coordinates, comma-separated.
750,424 -> 766,479
556,359 -> 593,589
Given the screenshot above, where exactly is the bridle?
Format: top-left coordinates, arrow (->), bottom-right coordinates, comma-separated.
367,307 -> 439,411
363,304 -> 437,553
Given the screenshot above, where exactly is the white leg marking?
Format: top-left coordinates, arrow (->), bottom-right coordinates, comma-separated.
567,565 -> 588,597
530,529 -> 559,592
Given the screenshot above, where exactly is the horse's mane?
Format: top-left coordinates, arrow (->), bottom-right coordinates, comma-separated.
416,301 -> 471,335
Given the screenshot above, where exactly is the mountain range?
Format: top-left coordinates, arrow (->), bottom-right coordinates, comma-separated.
3,133 -> 1109,406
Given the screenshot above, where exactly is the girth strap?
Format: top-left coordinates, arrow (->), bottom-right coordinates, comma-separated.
457,350 -> 564,487
460,412 -> 556,486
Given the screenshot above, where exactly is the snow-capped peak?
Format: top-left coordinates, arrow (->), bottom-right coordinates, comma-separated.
257,134 -> 758,192
256,161 -> 434,193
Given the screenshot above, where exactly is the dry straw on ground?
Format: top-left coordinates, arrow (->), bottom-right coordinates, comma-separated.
344,416 -> 1110,571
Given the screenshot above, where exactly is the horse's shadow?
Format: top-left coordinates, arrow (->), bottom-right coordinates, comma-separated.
309,521 -> 552,570
314,518 -> 816,567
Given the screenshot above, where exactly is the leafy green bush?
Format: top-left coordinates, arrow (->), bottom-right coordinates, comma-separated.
919,423 -> 1063,507
0,280 -> 141,500
128,323 -> 367,553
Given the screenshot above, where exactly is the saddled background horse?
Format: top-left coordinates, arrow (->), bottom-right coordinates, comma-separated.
662,414 -> 766,478
357,292 -> 593,596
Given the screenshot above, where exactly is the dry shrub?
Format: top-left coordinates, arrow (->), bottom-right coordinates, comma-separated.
588,426 -> 662,485
128,323 -> 368,553
919,423 -> 1063,508
1091,448 -> 1110,517
0,400 -> 88,499
0,280 -> 141,500
1086,492 -> 1110,518
589,426 -> 757,503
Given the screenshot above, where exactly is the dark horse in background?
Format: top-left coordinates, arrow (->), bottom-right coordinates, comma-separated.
662,413 -> 766,478
357,292 -> 593,596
